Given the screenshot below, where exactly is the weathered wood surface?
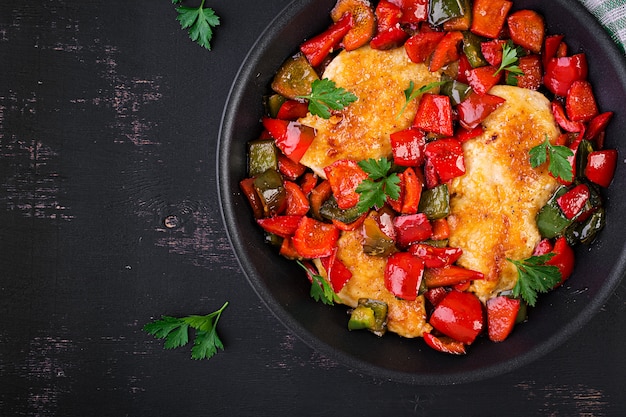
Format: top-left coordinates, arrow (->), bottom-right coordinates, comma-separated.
0,1 -> 625,416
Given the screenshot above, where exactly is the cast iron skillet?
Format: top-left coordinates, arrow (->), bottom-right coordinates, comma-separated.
218,0 -> 626,384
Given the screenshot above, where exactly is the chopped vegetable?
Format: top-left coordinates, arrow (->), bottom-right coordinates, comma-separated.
486,296 -> 520,342
429,290 -> 484,344
300,12 -> 353,67
348,298 -> 388,336
144,302 -> 228,360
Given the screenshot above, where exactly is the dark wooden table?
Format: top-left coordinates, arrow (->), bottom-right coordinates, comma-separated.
1,1 -> 625,415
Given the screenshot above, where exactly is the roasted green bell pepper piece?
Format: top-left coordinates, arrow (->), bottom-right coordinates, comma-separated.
348,298 -> 388,336
418,184 -> 450,220
429,0 -> 466,26
536,186 -> 571,239
462,31 -> 487,68
248,139 -> 279,177
319,195 -> 363,224
253,168 -> 286,217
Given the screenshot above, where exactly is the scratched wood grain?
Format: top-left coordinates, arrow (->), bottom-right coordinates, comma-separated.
1,1 -> 625,416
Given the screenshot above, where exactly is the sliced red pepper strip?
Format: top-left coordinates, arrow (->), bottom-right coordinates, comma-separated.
292,216 -> 340,259
556,183 -> 590,220
507,9 -> 545,54
429,290 -> 484,345
324,159 -> 369,210
262,117 -> 316,163
239,177 -> 263,219
284,181 -> 311,216
456,92 -> 505,130
393,213 -> 432,247
585,111 -> 613,143
279,236 -> 301,259
370,1 -> 408,50
585,149 -> 618,188
256,215 -> 303,238
548,236 -> 575,286
455,125 -> 484,143
543,34 -> 565,69
424,265 -> 484,287
390,127 -> 427,167
384,252 -> 425,301
276,99 -> 309,120
466,65 -> 502,96
424,138 -> 466,183
309,180 -> 332,219
278,153 -> 307,181
470,0 -> 513,39
431,218 -> 450,240
429,31 -> 463,72
413,94 -> 454,137
299,172 -> 318,195
424,286 -> 448,307
480,39 -> 506,67
551,102 -> 584,133
330,0 -> 376,51
331,212 -> 367,231
300,12 -> 353,67
486,296 -> 521,342
544,53 -> 588,97
565,80 -> 599,123
400,167 -> 422,214
404,31 -> 445,64
320,248 -> 353,292
408,243 -> 462,268
423,332 -> 467,355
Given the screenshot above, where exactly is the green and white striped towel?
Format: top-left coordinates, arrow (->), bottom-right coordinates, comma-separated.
581,0 -> 626,52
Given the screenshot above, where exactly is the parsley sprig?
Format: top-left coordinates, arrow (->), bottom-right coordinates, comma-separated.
494,41 -> 525,77
144,302 -> 228,360
297,78 -> 358,119
529,136 -> 575,183
508,254 -> 561,307
398,80 -> 446,118
173,0 -> 220,50
355,158 -> 401,214
298,261 -> 340,305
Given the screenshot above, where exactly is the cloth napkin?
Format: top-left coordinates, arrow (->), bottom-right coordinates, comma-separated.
580,0 -> 626,53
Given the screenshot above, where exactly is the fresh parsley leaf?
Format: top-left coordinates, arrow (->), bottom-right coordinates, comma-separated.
297,261 -> 340,305
355,158 -> 401,213
173,0 -> 220,50
494,41 -> 525,77
508,254 -> 561,307
529,136 -> 574,183
144,302 -> 228,360
398,80 -> 445,118
297,78 -> 358,119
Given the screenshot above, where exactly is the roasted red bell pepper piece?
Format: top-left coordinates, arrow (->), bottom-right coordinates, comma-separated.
390,127 -> 426,167
404,31 -> 445,64
299,172 -> 318,195
515,54 -> 543,90
543,34 -> 565,69
424,286 -> 448,306
284,181 -> 311,216
324,159 -> 369,210
507,9 -> 545,54
429,31 -> 463,72
413,94 -> 454,137
544,53 -> 588,97
585,149 -> 618,188
278,153 -> 307,180
279,236 -> 300,259
456,92 -> 505,130
424,265 -> 484,287
276,99 -> 309,120
585,111 -> 613,143
393,213 -> 433,247
429,290 -> 484,345
331,212 -> 367,231
423,332 -> 466,355
566,80 -> 599,123
470,0 -> 512,39
370,1 -> 408,50
240,177 -> 263,219
300,13 -> 353,67
330,0 -> 376,51
262,117 -> 316,163
400,167 -> 422,214
466,65 -> 502,96
455,125 -> 484,143
320,248 -> 353,292
431,218 -> 450,240
548,236 -> 575,286
292,216 -> 340,258
551,101 -> 584,133
480,39 -> 506,67
409,243 -> 462,268
256,215 -> 303,238
389,0 -> 428,24
384,252 -> 425,301
557,183 -> 590,220
424,138 -> 466,183
533,238 -> 554,256
486,296 -> 521,342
